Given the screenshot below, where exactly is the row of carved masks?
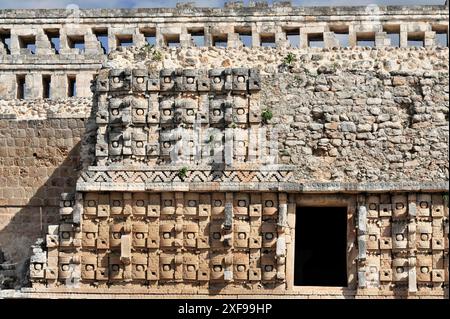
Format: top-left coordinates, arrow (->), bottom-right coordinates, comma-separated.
101,96 -> 258,127
365,194 -> 442,219
79,219 -> 278,251
82,192 -> 279,218
105,127 -> 158,158
103,68 -> 261,93
79,251 -> 281,283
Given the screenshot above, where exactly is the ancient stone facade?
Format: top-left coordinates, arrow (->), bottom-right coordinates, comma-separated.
1,3 -> 449,102
0,2 -> 448,299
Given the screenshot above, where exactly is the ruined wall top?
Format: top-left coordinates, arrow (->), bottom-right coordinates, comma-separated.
0,3 -> 448,21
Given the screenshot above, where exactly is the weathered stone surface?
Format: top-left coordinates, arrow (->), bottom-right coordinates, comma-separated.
0,3 -> 449,299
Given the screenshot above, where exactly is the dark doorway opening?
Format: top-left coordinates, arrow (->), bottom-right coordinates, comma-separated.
42,75 -> 51,99
294,206 -> 347,287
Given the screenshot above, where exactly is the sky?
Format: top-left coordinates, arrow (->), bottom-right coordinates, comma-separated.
0,0 -> 445,9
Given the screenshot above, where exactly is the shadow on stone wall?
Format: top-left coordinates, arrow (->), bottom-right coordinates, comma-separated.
0,141 -> 81,288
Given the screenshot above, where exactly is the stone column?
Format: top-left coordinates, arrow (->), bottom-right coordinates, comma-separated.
324,32 -> 339,48
9,32 -> 21,55
35,30 -> 54,55
51,73 -> 68,100
133,28 -> 146,47
84,31 -> 103,55
204,27 -> 212,47
285,194 -> 296,291
227,33 -> 240,48
0,73 -> 16,99
299,29 -> 308,49
179,27 -> 191,49
348,24 -> 357,47
155,27 -> 163,48
400,25 -> 408,48
25,73 -> 42,99
425,31 -> 436,47
0,41 -> 7,55
375,32 -> 389,48
58,28 -> 71,55
76,72 -> 93,98
251,24 -> 260,48
275,26 -> 288,49
108,29 -> 117,52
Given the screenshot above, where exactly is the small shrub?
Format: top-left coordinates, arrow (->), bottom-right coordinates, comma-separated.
283,52 -> 297,65
142,43 -> 153,51
280,149 -> 290,156
261,109 -> 273,123
443,193 -> 449,205
152,50 -> 162,61
177,167 -> 188,180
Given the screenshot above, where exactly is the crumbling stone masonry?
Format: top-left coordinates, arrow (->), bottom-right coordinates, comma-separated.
0,2 -> 448,299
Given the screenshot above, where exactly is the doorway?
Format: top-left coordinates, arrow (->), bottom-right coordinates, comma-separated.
294,206 -> 348,286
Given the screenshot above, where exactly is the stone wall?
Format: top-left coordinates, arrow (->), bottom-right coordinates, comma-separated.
0,117 -> 86,283
0,46 -> 448,285
0,4 -> 448,100
0,4 -> 449,296
20,45 -> 448,297
104,46 -> 450,185
0,98 -> 92,120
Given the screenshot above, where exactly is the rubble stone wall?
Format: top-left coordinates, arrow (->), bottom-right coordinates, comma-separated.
0,4 -> 448,100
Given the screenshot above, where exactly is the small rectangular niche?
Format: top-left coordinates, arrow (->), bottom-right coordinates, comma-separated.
42,74 -> 51,99
212,34 -> 228,47
67,35 -> 85,52
0,29 -> 12,54
383,25 -> 400,47
163,34 -> 180,48
407,32 -> 425,47
67,75 -> 77,97
308,33 -> 324,48
19,35 -> 36,54
188,28 -> 205,47
356,32 -> 375,47
432,25 -> 448,47
284,27 -> 300,48
141,27 -> 156,47
44,29 -> 60,54
116,34 -> 134,48
260,33 -> 276,47
93,28 -> 109,53
235,26 -> 252,47
330,25 -> 349,47
16,74 -> 26,99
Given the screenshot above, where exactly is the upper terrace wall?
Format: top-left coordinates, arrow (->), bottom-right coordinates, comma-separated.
0,3 -> 448,100
0,3 -> 448,292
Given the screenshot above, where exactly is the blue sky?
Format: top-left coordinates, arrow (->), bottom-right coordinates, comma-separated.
0,0 -> 445,9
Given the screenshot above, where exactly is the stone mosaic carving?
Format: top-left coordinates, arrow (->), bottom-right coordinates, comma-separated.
95,68 -> 263,167
357,194 -> 449,293
29,191 -> 288,290
29,67 -> 292,292
25,64 -> 448,297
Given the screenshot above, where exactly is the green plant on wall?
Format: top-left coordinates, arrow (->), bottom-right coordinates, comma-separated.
280,149 -> 290,156
261,109 -> 273,123
142,43 -> 154,51
177,167 -> 188,180
283,52 -> 297,65
207,135 -> 214,144
152,50 -> 162,61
